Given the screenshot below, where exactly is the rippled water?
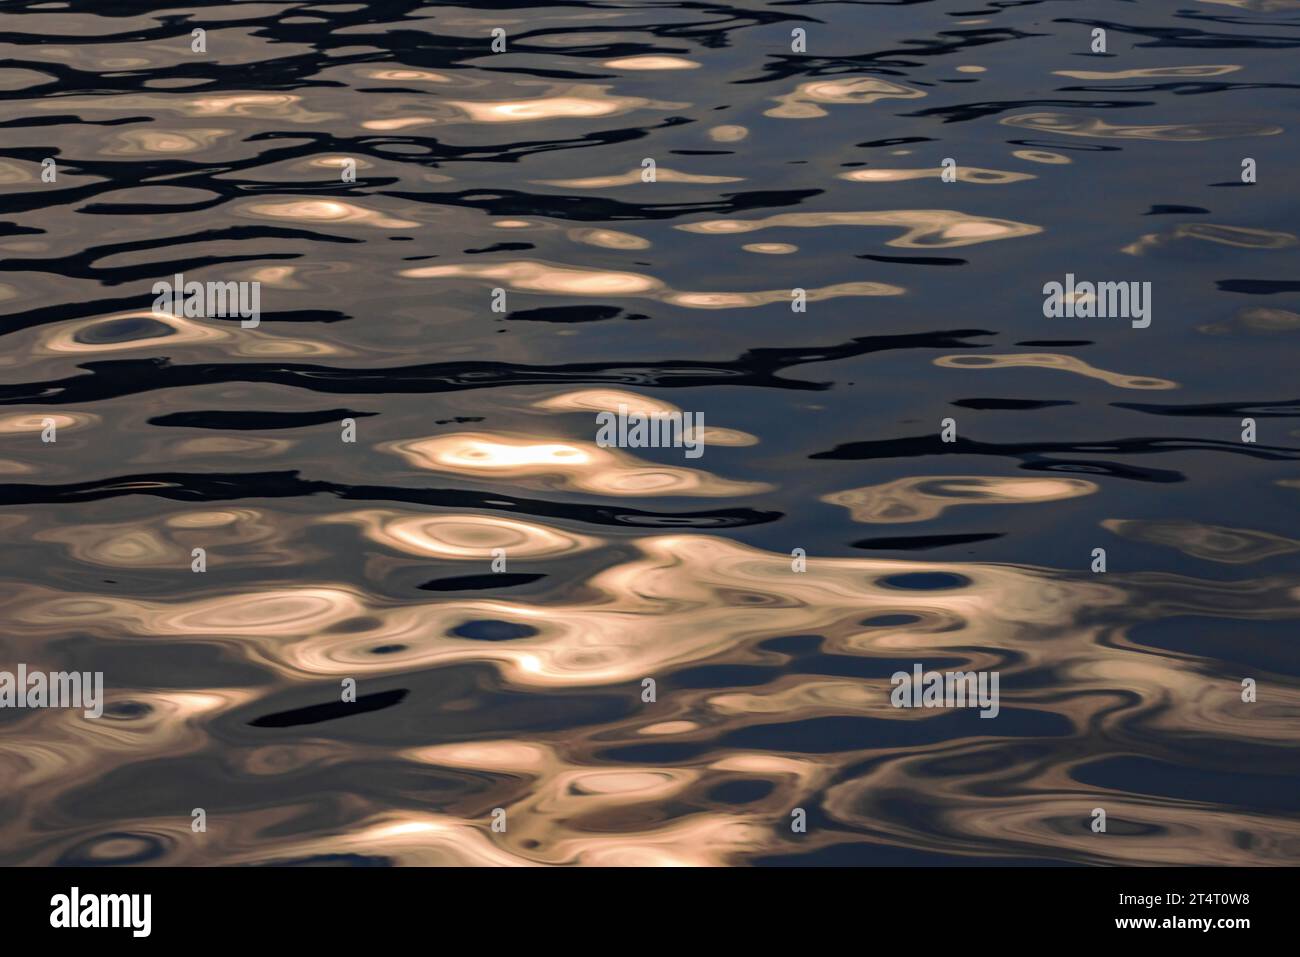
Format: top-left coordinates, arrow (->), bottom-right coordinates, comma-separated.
1,0 -> 1298,867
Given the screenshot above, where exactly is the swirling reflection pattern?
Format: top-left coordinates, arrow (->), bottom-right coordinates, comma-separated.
0,0 -> 1296,867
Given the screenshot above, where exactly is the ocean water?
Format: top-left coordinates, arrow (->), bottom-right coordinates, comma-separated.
0,0 -> 1298,867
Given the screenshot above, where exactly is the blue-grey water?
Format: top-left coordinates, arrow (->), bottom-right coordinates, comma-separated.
0,0 -> 1297,866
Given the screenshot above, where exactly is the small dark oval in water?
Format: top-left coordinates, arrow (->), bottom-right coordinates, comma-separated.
450,619 -> 538,641
326,616 -> 384,634
861,614 -> 922,626
74,316 -> 173,345
877,573 -> 970,591
708,779 -> 775,805
104,700 -> 153,720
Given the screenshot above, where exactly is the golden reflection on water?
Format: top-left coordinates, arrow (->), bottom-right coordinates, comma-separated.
825,477 -> 1098,524
326,510 -> 603,560
240,199 -> 419,229
1101,519 -> 1300,564
765,77 -> 925,119
4,528 -> 1298,865
537,168 -> 744,187
33,508 -> 307,569
363,85 -> 683,129
381,432 -> 769,497
676,210 -> 1042,247
566,227 -> 651,250
10,308 -> 343,363
707,124 -> 749,143
1053,65 -> 1241,80
32,91 -> 335,121
398,260 -> 904,306
0,411 -> 98,434
1123,224 -> 1297,255
840,167 -> 1035,185
1000,113 -> 1283,140
934,353 -> 1178,390
1199,307 -> 1300,335
402,260 -> 662,296
103,128 -> 235,155
533,389 -> 757,446
1012,149 -> 1071,165
366,68 -> 452,84
601,56 -> 700,71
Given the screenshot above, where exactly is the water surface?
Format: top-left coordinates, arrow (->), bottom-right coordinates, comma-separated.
0,0 -> 1298,866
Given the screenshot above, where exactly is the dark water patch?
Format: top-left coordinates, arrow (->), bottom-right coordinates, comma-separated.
1145,205 -> 1209,215
0,331 -> 996,404
857,254 -> 967,266
720,710 -> 1072,753
102,700 -> 153,720
250,689 -> 409,728
951,397 -> 1074,409
861,615 -> 922,627
596,742 -> 714,764
669,664 -> 779,690
253,854 -> 392,867
466,242 -> 534,254
508,305 -> 644,323
1217,280 -> 1300,295
74,315 -> 174,344
0,470 -> 781,528
755,844 -> 1073,867
1112,398 -> 1300,419
790,653 -> 971,681
706,779 -> 775,805
1128,617 -> 1300,676
853,533 -> 1003,550
1074,757 -> 1300,813
877,572 -> 972,591
420,573 -> 546,591
148,409 -> 377,430
448,620 -> 539,641
1013,340 -> 1093,347
326,617 -> 386,634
